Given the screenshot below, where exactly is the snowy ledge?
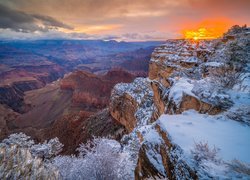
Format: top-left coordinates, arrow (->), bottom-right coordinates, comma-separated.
158,110 -> 250,164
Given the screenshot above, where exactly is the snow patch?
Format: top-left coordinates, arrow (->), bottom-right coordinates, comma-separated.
158,110 -> 250,164
168,78 -> 197,107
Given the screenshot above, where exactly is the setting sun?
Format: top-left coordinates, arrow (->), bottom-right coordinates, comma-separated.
183,27 -> 223,40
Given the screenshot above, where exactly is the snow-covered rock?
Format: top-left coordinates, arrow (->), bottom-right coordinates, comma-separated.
110,78 -> 155,132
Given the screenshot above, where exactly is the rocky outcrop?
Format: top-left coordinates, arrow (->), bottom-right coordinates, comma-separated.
110,93 -> 138,132
148,40 -> 226,116
135,124 -> 197,179
110,78 -> 155,132
110,40 -> 222,132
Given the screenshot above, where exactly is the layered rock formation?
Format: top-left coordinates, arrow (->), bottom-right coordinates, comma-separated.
110,39 -> 222,132
0,64 -> 65,113
60,69 -> 135,111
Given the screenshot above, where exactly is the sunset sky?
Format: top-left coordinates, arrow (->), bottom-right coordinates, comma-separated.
0,0 -> 249,41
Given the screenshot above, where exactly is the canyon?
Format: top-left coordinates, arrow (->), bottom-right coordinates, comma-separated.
0,40 -> 160,114
0,40 -> 159,154
0,68 -> 135,154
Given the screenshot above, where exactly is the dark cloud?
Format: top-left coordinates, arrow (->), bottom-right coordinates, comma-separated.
0,4 -> 73,33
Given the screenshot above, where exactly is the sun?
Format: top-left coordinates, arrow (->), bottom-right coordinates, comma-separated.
183,27 -> 222,40
193,36 -> 198,41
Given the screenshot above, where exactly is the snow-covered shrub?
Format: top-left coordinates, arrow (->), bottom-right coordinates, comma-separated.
225,106 -> 250,126
0,132 -> 34,148
53,137 -> 133,180
191,142 -> 220,163
0,133 -> 61,179
30,137 -> 63,159
227,159 -> 250,175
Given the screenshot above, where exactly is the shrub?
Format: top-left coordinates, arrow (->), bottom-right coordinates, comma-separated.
30,137 -> 63,159
1,132 -> 34,148
227,159 -> 250,175
53,137 -> 133,180
191,141 -> 220,163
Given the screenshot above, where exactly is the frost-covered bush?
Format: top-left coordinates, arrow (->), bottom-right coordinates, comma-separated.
0,133 -> 61,179
191,142 -> 220,163
225,106 -> 250,126
30,137 -> 63,159
225,25 -> 248,35
0,132 -> 34,148
227,159 -> 250,175
53,137 -> 133,180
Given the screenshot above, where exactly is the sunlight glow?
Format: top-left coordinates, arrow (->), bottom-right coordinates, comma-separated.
183,27 -> 223,40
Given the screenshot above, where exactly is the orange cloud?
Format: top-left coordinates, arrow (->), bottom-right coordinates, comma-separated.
61,24 -> 122,34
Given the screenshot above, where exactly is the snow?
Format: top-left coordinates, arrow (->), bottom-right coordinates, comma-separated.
146,147 -> 166,176
168,78 -> 197,106
204,62 -> 223,67
181,56 -> 199,63
112,77 -> 155,126
158,110 -> 250,164
112,77 -> 152,105
143,128 -> 162,145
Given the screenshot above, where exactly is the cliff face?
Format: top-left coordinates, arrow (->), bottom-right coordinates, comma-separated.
149,40 -> 224,115
109,26 -> 250,179
135,124 -> 197,180
110,40 -> 221,133
110,78 -> 154,132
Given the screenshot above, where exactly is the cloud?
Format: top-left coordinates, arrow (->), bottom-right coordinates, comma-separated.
0,29 -> 94,40
0,4 -> 73,33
